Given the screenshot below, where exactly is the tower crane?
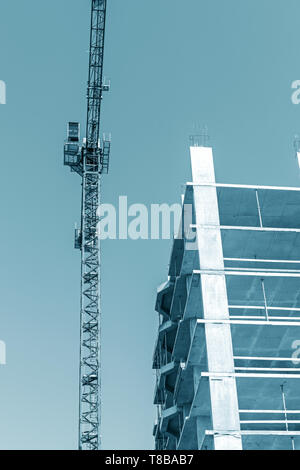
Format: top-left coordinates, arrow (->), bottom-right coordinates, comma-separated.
63,0 -> 110,450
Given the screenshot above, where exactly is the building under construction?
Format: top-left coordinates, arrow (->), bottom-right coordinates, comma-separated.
153,144 -> 300,450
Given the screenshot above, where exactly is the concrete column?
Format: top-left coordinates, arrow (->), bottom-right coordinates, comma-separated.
196,416 -> 211,449
190,146 -> 242,450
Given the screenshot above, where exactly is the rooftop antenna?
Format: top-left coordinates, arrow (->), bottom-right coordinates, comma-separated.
189,124 -> 210,147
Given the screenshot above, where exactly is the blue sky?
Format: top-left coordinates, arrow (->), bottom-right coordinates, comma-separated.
0,0 -> 300,450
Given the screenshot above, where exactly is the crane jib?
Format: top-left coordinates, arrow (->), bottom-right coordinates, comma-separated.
86,0 -> 107,151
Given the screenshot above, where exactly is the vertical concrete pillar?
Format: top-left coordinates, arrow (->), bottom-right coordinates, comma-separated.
196,416 -> 211,449
190,146 -> 242,450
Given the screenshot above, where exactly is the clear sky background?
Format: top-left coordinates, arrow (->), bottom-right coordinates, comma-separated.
0,0 -> 300,450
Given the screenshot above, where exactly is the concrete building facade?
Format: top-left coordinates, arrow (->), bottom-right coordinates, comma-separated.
153,145 -> 300,450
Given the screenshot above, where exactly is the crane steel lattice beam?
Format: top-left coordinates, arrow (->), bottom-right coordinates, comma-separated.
64,0 -> 110,451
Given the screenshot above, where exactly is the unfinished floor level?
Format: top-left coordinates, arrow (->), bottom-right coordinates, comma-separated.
153,145 -> 300,450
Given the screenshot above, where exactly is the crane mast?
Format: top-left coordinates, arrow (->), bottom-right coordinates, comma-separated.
63,0 -> 110,450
